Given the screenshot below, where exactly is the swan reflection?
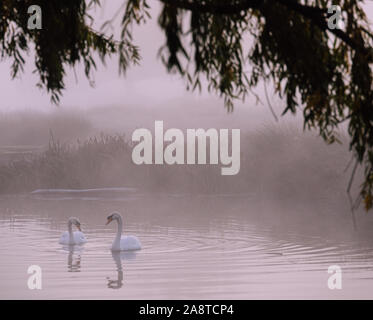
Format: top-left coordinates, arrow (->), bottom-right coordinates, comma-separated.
62,245 -> 83,272
107,251 -> 137,289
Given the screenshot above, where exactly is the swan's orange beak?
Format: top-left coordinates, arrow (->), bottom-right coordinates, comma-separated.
76,224 -> 81,231
106,217 -> 113,225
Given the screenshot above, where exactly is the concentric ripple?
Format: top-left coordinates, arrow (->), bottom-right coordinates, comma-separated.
1,195 -> 373,299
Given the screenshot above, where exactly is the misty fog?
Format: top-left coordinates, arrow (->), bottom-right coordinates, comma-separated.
1,0 -> 373,300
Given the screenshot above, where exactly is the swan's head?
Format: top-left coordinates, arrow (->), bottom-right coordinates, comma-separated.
68,217 -> 82,231
106,212 -> 122,225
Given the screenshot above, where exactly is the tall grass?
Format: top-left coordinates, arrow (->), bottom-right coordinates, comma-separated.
0,126 -> 360,208
0,133 -> 132,193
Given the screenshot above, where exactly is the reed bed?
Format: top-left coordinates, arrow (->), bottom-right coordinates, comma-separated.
0,126 -> 359,209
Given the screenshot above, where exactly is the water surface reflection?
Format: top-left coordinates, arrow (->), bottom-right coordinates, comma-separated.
1,194 -> 373,299
64,246 -> 82,273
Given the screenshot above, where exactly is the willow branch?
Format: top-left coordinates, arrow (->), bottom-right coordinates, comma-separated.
158,0 -> 372,58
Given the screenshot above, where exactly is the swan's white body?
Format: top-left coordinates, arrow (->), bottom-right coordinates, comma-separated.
113,235 -> 141,251
59,230 -> 87,245
106,212 -> 141,251
59,217 -> 87,245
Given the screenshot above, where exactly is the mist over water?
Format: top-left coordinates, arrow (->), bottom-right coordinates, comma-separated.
1,1 -> 373,299
0,105 -> 373,299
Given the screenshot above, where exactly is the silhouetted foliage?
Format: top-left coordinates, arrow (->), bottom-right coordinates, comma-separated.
1,0 -> 373,210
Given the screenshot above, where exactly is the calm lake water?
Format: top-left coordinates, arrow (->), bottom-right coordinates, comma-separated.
1,190 -> 373,299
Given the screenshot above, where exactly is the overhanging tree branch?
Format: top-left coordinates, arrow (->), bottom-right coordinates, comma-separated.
158,0 -> 372,59
159,0 -> 263,14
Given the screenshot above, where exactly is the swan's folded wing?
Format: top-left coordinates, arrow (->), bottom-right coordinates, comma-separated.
59,231 -> 69,244
120,235 -> 141,250
73,231 -> 87,244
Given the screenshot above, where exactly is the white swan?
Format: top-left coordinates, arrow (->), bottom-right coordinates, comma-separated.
59,217 -> 87,245
106,212 -> 141,251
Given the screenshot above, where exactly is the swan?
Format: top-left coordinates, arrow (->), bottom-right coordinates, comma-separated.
59,217 -> 87,245
106,212 -> 141,251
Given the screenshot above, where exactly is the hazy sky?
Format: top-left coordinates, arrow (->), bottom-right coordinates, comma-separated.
0,1 -> 372,114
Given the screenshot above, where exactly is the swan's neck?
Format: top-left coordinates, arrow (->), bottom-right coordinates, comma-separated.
68,221 -> 74,244
113,217 -> 123,250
